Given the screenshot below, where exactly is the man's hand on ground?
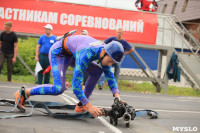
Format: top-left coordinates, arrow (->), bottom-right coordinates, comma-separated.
85,102 -> 103,117
87,106 -> 102,117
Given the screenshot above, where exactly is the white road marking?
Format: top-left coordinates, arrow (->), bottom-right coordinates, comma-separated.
179,96 -> 200,100
96,106 -> 200,114
62,93 -> 78,104
59,95 -> 74,105
98,117 -> 122,133
61,93 -> 122,133
0,86 -> 17,89
91,92 -> 200,103
153,109 -> 200,114
64,90 -> 200,103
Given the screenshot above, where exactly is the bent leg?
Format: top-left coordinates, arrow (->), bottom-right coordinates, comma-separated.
30,41 -> 74,96
84,62 -> 103,99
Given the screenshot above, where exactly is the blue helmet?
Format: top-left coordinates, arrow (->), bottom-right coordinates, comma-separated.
104,41 -> 124,63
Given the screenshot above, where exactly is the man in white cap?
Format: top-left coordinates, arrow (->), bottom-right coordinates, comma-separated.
35,24 -> 56,84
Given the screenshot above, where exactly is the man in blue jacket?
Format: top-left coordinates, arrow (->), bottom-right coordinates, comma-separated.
98,28 -> 134,90
35,24 -> 56,84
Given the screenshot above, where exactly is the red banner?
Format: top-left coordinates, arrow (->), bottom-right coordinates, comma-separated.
0,0 -> 158,45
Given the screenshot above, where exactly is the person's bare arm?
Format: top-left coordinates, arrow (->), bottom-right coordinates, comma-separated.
35,45 -> 41,61
12,42 -> 18,63
85,102 -> 103,117
114,92 -> 120,100
124,48 -> 134,55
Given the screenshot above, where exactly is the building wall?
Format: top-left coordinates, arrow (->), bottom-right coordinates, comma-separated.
157,0 -> 200,43
157,0 -> 200,22
183,22 -> 200,42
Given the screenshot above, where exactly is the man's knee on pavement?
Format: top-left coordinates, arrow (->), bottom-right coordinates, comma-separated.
53,85 -> 65,95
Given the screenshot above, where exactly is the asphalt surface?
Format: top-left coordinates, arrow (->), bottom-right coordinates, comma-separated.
0,81 -> 200,133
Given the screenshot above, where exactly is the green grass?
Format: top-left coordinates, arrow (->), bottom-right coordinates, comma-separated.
0,74 -> 36,84
1,74 -> 200,97
167,85 -> 200,97
101,80 -> 200,97
0,74 -> 73,85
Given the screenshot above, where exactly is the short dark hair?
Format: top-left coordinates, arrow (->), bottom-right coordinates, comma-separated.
5,21 -> 12,27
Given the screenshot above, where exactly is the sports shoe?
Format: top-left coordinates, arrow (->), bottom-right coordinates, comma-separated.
74,102 -> 87,113
14,90 -> 26,112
